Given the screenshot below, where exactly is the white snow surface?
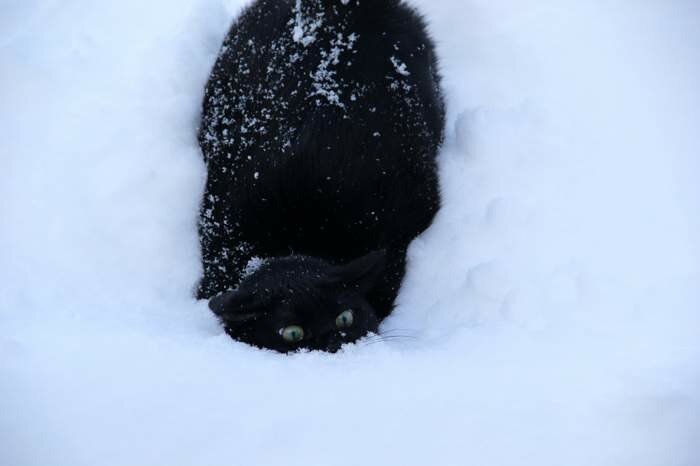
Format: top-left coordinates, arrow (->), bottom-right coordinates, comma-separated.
1,1 -> 699,465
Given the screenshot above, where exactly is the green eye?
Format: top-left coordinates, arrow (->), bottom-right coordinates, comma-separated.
280,325 -> 305,343
335,310 -> 354,328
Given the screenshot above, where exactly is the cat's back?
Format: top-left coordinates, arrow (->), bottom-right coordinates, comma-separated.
200,0 -> 443,160
199,0 -> 444,259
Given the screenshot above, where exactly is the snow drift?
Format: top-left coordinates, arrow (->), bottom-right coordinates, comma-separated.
1,1 -> 698,465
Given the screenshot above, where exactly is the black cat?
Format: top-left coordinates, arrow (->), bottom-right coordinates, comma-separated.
197,0 -> 444,352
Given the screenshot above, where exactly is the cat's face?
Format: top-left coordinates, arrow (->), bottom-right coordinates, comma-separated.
208,251 -> 386,353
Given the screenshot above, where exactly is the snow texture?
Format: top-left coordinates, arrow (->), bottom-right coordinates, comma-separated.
1,1 -> 699,465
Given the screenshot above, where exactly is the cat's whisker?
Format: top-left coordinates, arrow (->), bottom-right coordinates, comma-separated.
379,331 -> 417,337
361,334 -> 419,347
362,338 -> 412,348
374,331 -> 420,341
378,329 -> 418,337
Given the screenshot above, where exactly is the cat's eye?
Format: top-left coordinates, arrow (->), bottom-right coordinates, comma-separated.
335,310 -> 354,328
280,325 -> 305,343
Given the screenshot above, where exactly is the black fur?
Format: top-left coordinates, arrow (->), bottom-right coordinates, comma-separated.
197,0 -> 444,352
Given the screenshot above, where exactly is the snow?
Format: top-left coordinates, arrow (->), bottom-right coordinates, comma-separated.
291,0 -> 323,46
390,55 -> 411,76
1,0 -> 699,465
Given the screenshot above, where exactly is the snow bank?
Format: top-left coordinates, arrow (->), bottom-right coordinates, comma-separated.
1,1 -> 698,465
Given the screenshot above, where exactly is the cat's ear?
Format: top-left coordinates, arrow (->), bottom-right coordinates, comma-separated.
332,250 -> 387,294
208,289 -> 259,323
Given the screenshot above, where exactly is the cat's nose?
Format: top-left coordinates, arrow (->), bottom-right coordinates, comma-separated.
325,333 -> 343,353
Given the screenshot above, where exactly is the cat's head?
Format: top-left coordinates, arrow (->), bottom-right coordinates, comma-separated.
208,250 -> 386,353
